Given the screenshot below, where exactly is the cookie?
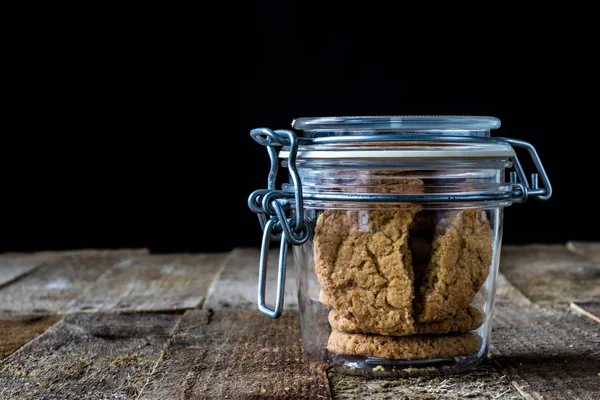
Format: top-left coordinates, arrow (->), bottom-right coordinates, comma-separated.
319,290 -> 332,307
327,330 -> 479,360
415,209 -> 493,322
314,207 -> 421,335
354,174 -> 427,194
328,306 -> 484,336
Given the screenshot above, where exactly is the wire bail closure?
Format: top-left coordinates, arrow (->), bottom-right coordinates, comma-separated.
248,127 -> 552,318
248,128 -> 309,318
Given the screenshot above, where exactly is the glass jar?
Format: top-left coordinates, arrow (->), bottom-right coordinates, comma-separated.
247,116 -> 552,378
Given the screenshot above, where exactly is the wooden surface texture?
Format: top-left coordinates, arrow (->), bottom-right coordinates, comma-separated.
0,244 -> 598,399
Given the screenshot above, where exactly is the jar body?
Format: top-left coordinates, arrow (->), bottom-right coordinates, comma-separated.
294,203 -> 503,377
288,154 -> 509,377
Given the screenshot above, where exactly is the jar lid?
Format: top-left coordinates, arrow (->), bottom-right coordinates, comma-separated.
249,117 -> 551,211
292,115 -> 501,134
280,116 -> 513,160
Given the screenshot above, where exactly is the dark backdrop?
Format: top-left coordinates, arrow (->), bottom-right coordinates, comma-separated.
3,1 -> 598,253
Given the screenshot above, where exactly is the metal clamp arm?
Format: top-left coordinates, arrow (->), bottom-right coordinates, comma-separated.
499,137 -> 553,202
249,128 -> 309,318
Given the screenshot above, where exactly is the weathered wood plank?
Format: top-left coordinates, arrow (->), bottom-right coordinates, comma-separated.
499,244 -> 600,303
204,247 -> 298,310
1,247 -> 593,400
495,272 -> 532,306
0,315 -> 62,360
494,260 -> 600,398
0,252 -> 60,289
567,241 -> 600,265
329,364 -> 521,399
0,312 -> 182,400
491,302 -> 600,400
570,301 -> 600,323
138,309 -> 331,400
0,249 -> 148,315
65,253 -> 227,313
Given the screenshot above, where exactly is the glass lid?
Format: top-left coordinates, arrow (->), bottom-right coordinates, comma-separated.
280,116 -> 512,159
291,115 -> 502,135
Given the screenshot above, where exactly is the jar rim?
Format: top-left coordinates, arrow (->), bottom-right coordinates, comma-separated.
291,115 -> 501,133
279,136 -> 516,160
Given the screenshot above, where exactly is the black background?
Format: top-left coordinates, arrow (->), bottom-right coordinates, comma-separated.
3,1 -> 598,253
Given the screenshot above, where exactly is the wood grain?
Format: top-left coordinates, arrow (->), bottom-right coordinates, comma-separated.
138,309 -> 331,400
495,272 -> 531,306
494,253 -> 600,399
65,253 -> 227,313
0,312 -> 182,400
1,245 -> 597,400
329,363 -> 521,399
0,252 -> 60,289
499,244 -> 600,303
567,241 -> 600,265
204,247 -> 298,310
0,314 -> 62,360
0,249 -> 148,315
491,302 -> 600,400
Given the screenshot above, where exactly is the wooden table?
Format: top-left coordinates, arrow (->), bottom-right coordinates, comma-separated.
0,243 -> 598,399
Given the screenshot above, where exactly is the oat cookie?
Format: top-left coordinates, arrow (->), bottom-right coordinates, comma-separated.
319,290 -> 332,307
314,207 -> 420,335
327,330 -> 479,360
354,174 -> 427,194
415,209 -> 493,322
328,306 -> 484,336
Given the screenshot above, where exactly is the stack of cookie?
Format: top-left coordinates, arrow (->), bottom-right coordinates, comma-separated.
314,208 -> 493,360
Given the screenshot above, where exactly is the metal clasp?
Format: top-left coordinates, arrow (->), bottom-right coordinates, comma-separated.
257,218 -> 289,318
499,138 -> 553,203
248,128 -> 309,318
